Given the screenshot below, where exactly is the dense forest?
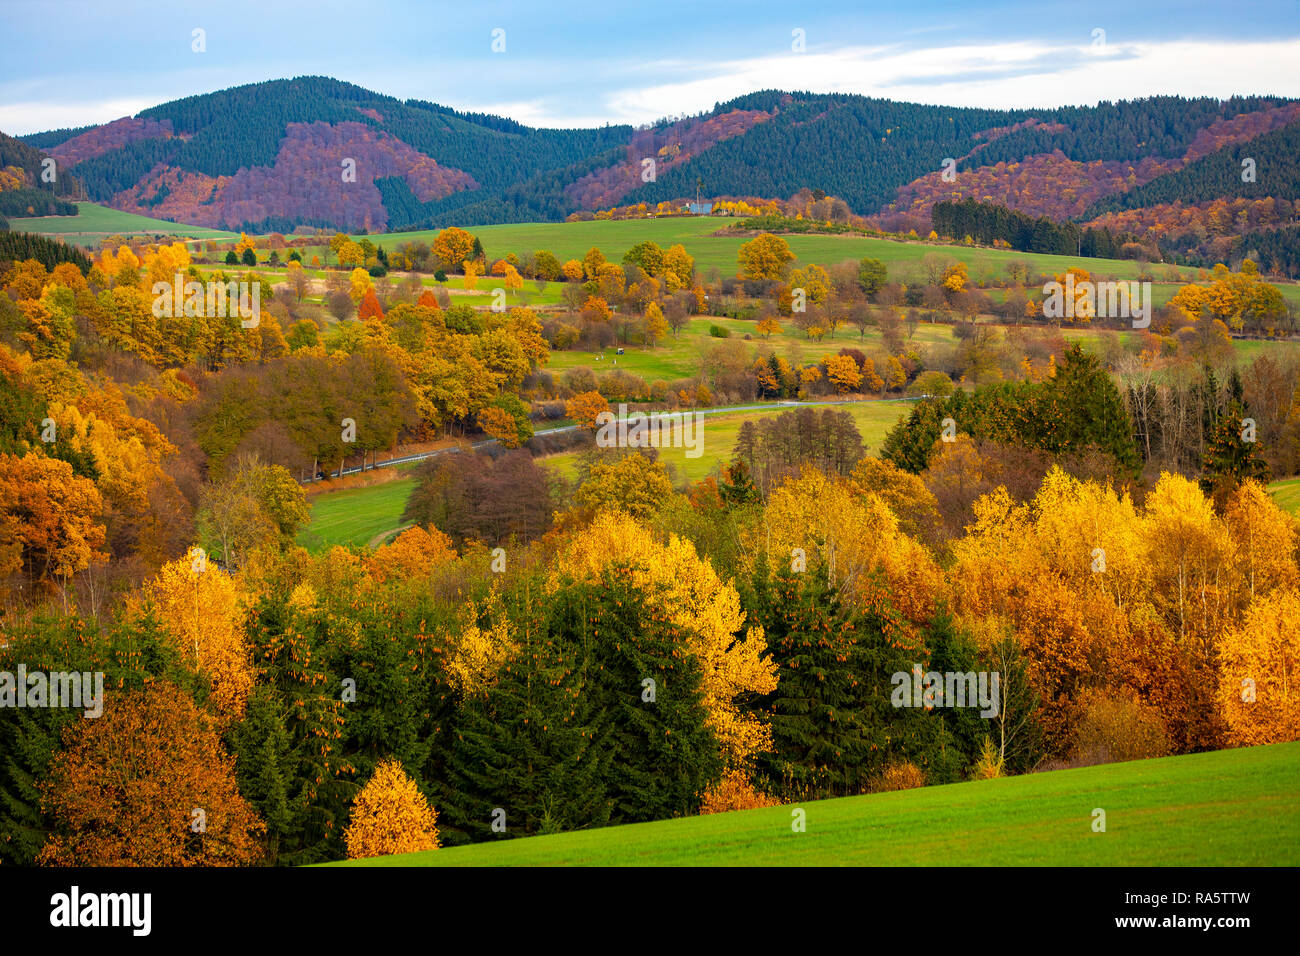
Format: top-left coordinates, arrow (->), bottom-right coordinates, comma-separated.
1084,120 -> 1300,217
15,79 -> 1297,247
932,198 -> 1136,258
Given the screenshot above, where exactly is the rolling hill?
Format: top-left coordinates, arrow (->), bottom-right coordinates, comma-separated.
11,78 -> 1298,250
331,741 -> 1300,866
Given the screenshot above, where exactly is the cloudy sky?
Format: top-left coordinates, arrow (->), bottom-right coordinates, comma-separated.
2,0 -> 1299,134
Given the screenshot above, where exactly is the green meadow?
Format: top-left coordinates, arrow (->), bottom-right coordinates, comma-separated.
296,473 -> 417,551
7,201 -> 236,244
1268,477 -> 1300,515
330,740 -> 1300,866
366,216 -> 1171,283
539,400 -> 913,484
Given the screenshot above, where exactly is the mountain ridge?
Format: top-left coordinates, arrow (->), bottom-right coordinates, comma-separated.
10,77 -> 1298,241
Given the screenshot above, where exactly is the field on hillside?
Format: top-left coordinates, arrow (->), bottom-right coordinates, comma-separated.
7,201 -> 237,244
352,218 -> 1299,304
540,400 -> 913,483
331,740 -> 1300,866
296,473 -> 416,551
365,217 -> 1173,282
1268,477 -> 1300,515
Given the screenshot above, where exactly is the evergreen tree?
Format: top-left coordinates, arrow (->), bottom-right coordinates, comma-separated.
719,459 -> 761,505
748,563 -> 882,800
1200,398 -> 1270,501
439,607 -> 613,845
1034,343 -> 1140,472
574,570 -> 721,822
441,570 -> 721,842
233,686 -> 296,865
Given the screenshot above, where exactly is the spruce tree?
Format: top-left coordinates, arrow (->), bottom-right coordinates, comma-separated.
439,610 -> 613,844
574,569 -> 721,823
1200,399 -> 1270,502
750,565 -> 882,800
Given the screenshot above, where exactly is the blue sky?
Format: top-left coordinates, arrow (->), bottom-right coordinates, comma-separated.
2,0 -> 1299,134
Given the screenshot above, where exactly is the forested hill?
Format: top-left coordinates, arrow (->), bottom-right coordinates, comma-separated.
13,77 -> 1298,237
0,130 -> 83,218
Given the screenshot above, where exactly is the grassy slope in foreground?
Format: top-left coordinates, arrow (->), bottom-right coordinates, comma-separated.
333,741 -> 1300,866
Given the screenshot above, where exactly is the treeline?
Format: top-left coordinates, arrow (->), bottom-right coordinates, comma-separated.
17,124 -> 96,151
0,232 -> 91,273
932,198 -> 1135,258
0,188 -> 79,218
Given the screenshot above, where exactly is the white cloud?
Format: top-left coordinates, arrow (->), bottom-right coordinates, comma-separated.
601,38 -> 1300,123
0,99 -> 154,136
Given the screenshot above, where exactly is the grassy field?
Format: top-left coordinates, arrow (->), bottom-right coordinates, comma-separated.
540,400 -> 913,483
364,217 -> 1171,283
331,740 -> 1299,866
1268,477 -> 1300,515
7,201 -> 237,244
543,312 -> 1300,391
296,473 -> 416,551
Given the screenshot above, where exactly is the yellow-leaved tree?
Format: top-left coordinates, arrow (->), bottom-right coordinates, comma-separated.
442,593 -> 517,696
344,758 -> 440,859
750,467 -> 942,626
1217,588 -> 1300,746
140,553 -> 254,722
549,511 -> 776,769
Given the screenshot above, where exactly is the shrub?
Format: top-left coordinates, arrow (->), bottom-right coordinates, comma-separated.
700,770 -> 780,814
1070,688 -> 1171,766
871,760 -> 926,792
970,736 -> 1005,780
709,324 -> 731,338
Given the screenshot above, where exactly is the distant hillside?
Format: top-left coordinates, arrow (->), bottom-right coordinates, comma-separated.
0,130 -> 83,218
13,78 -> 1300,249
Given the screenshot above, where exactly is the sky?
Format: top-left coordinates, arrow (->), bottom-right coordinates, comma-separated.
1,0 -> 1299,135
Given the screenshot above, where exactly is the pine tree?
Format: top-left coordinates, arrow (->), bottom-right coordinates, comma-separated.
749,565 -> 882,800
1200,398 -> 1270,502
438,606 -> 613,844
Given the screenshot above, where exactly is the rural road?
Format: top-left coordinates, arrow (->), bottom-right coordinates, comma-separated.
310,397 -> 919,483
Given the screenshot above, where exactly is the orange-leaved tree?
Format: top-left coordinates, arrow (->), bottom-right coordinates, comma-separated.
38,683 -> 264,866
1217,588 -> 1300,746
